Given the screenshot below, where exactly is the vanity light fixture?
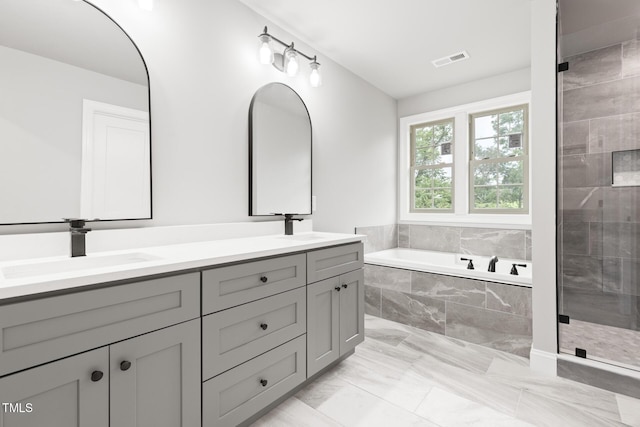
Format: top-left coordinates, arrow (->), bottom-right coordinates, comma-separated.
138,0 -> 153,11
258,26 -> 322,87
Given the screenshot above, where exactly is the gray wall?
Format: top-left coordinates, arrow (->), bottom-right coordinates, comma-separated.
397,67 -> 531,118
2,0 -> 397,234
560,40 -> 640,331
91,0 -> 398,234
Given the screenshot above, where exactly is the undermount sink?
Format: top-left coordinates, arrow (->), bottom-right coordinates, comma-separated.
276,233 -> 327,241
1,252 -> 161,280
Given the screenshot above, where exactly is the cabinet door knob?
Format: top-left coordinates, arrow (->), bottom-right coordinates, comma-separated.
342,283 -> 348,289
260,323 -> 268,330
120,361 -> 132,371
334,286 -> 341,292
91,370 -> 104,382
259,378 -> 268,387
260,276 -> 268,283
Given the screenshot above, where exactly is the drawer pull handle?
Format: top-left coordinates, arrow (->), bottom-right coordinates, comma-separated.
120,361 -> 132,371
260,276 -> 268,283
91,370 -> 104,382
335,286 -> 341,292
259,378 -> 268,387
260,323 -> 268,330
342,283 -> 348,289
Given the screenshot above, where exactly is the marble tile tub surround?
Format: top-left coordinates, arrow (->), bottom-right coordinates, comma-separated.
354,224 -> 397,254
399,224 -> 531,261
356,223 -> 531,260
560,39 -> 640,338
251,315 -> 640,427
364,263 -> 532,357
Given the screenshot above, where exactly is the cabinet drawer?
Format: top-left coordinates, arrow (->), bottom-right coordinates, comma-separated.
203,335 -> 306,427
202,254 -> 305,314
0,273 -> 199,377
307,243 -> 363,283
203,287 -> 306,381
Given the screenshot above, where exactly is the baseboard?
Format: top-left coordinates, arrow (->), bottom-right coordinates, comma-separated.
529,348 -> 557,376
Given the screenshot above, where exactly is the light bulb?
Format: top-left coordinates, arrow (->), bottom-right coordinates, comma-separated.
309,61 -> 322,87
285,50 -> 299,77
258,35 -> 273,65
138,0 -> 153,11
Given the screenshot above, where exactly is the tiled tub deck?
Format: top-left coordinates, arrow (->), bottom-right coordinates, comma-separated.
364,258 -> 532,357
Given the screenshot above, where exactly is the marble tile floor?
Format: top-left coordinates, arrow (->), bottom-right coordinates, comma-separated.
250,315 -> 640,427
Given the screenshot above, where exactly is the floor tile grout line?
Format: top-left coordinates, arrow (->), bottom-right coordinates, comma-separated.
290,396 -> 347,427
334,373 -> 440,425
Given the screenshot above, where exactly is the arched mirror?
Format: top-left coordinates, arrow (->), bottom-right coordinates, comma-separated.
0,0 -> 151,225
249,83 -> 312,216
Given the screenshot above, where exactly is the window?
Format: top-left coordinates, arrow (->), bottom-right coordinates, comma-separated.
410,119 -> 454,211
470,105 -> 528,213
398,91 -> 531,226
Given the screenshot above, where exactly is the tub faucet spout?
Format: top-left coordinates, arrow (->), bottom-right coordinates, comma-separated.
488,256 -> 499,272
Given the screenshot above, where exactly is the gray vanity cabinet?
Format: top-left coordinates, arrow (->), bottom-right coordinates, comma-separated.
307,267 -> 364,377
110,319 -> 201,427
0,319 -> 200,427
0,347 -> 109,427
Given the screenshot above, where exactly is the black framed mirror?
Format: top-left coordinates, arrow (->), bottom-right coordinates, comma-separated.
0,0 -> 151,225
249,83 -> 312,216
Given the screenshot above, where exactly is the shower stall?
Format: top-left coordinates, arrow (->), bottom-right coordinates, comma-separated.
557,0 -> 640,377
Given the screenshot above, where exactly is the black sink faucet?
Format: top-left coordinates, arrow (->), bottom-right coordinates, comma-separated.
64,218 -> 92,257
488,256 -> 499,272
283,214 -> 303,236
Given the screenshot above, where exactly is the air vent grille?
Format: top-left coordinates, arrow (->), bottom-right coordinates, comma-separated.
432,51 -> 470,68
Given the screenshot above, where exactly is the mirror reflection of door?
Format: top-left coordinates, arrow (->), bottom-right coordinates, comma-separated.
0,0 -> 151,225
80,100 -> 150,220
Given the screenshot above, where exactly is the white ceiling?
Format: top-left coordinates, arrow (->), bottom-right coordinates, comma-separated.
238,0 -> 532,99
0,0 -> 147,85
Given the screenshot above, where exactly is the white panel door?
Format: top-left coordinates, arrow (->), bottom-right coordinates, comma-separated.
80,99 -> 150,220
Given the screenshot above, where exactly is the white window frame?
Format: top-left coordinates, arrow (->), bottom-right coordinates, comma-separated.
410,118 -> 455,213
398,91 -> 532,228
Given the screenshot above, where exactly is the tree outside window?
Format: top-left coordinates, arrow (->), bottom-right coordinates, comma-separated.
470,105 -> 528,213
410,119 -> 454,211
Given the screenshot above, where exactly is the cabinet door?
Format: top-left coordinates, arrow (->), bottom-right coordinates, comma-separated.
306,276 -> 340,377
339,269 -> 365,356
110,319 -> 201,427
0,347 -> 108,427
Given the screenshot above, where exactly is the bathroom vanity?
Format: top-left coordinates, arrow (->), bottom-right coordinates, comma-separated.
0,233 -> 364,427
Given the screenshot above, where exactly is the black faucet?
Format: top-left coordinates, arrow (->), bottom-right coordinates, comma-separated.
510,263 -> 527,275
460,257 -> 474,270
64,218 -> 92,257
283,214 -> 303,236
488,256 -> 499,272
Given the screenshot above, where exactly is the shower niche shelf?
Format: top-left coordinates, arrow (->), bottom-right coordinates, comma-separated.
612,149 -> 640,187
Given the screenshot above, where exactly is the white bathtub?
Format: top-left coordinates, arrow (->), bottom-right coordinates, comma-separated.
364,248 -> 532,287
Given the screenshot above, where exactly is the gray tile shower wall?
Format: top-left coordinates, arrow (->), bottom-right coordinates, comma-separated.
363,264 -> 532,357
560,39 -> 640,331
397,224 -> 530,260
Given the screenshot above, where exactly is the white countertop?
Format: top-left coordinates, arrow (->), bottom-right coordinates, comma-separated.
0,232 -> 363,301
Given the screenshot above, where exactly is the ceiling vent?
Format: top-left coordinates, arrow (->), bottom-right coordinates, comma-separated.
432,51 -> 470,68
